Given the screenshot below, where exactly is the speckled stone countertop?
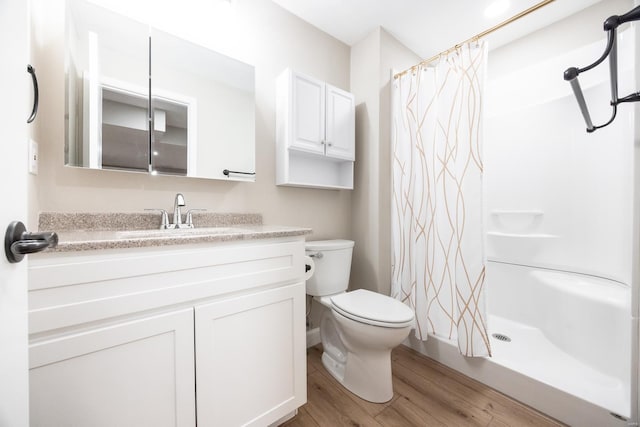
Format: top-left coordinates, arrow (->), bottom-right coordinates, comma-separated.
38,212 -> 312,252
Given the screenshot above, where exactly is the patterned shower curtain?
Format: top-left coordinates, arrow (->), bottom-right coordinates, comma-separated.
391,41 -> 491,357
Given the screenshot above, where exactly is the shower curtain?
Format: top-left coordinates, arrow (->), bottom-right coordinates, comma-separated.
391,41 -> 491,357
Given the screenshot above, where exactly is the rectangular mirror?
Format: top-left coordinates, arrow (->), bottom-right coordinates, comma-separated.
65,0 -> 256,181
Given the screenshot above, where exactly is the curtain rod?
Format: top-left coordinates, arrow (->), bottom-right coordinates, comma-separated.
393,0 -> 555,79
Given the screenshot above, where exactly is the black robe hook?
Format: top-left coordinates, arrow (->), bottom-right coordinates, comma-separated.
564,5 -> 640,133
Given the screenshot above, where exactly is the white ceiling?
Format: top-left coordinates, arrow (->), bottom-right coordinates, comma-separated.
270,0 -> 604,59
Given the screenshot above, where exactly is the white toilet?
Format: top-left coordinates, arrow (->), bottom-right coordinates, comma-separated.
306,239 -> 414,403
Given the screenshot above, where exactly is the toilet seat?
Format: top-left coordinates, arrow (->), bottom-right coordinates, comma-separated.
330,289 -> 414,328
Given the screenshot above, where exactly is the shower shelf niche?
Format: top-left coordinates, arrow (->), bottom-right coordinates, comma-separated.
489,210 -> 545,232
486,232 -> 558,239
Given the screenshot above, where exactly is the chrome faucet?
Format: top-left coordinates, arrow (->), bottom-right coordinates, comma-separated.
146,193 -> 206,229
172,193 -> 186,228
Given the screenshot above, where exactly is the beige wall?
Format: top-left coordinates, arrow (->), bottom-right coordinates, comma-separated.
349,28 -> 420,295
28,0 -> 352,240
349,30 -> 380,294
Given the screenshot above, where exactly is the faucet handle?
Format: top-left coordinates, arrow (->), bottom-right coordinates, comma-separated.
145,209 -> 170,229
185,209 -> 207,228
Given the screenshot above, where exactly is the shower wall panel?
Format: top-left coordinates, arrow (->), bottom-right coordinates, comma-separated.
484,28 -> 636,285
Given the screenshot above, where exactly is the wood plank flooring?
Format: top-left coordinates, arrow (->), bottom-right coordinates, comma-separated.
282,344 -> 565,427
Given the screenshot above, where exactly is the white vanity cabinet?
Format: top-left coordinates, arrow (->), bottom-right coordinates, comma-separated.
276,68 -> 355,189
28,237 -> 307,427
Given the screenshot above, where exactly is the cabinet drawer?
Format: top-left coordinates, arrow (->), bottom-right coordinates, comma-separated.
29,237 -> 305,335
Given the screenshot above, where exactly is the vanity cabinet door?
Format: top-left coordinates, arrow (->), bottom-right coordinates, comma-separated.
29,308 -> 196,427
195,282 -> 306,427
325,84 -> 355,161
290,72 -> 326,155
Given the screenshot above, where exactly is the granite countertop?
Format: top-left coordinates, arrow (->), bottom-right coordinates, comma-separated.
38,212 -> 312,252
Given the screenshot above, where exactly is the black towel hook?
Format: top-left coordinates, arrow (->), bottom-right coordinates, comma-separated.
27,64 -> 39,123
564,6 -> 640,133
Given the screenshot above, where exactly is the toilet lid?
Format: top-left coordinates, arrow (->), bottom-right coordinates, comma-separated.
330,289 -> 414,328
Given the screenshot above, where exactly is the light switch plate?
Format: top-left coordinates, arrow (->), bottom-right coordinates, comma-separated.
28,139 -> 38,175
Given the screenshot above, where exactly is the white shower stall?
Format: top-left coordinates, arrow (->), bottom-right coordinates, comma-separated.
398,15 -> 640,427
483,23 -> 636,423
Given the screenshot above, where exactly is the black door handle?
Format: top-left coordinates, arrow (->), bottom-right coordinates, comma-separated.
4,221 -> 57,263
12,239 -> 50,255
27,64 -> 39,123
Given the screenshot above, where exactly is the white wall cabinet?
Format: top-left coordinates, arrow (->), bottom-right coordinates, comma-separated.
288,72 -> 325,156
277,69 -> 355,189
325,84 -> 356,161
28,237 -> 307,427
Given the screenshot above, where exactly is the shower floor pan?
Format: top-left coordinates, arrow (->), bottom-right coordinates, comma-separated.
488,314 -> 629,419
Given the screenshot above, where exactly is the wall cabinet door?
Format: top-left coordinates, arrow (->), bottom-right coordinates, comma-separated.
291,72 -> 326,155
29,308 -> 196,427
325,84 -> 355,161
195,282 -> 306,427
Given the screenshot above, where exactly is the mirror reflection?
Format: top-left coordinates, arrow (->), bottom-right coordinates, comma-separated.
101,87 -> 150,172
65,0 -> 256,181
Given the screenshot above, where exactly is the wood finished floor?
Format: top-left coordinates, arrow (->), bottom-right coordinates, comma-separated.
282,344 -> 565,427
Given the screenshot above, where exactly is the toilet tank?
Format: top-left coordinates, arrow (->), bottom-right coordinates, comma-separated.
305,240 -> 354,296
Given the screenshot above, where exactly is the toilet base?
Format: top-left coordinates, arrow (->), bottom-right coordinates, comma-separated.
321,346 -> 395,403
320,309 -> 411,403
321,351 -> 345,384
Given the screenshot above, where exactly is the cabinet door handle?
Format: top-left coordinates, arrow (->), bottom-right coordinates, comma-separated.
223,169 -> 256,177
327,141 -> 332,147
